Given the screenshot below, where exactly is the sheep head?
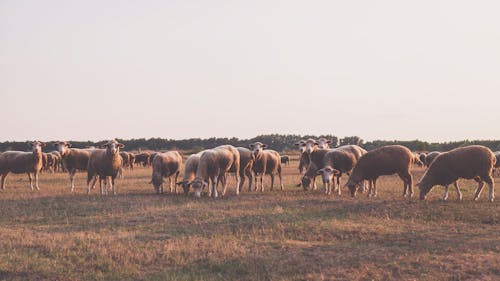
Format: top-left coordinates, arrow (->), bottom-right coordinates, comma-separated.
54,141 -> 71,156
30,141 -> 45,154
317,138 -> 332,149
249,142 -> 267,159
190,179 -> 208,198
176,180 -> 192,195
303,139 -> 319,154
317,167 -> 340,184
103,140 -> 125,156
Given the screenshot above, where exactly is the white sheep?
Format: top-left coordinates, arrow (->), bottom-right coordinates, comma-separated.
0,141 -> 46,190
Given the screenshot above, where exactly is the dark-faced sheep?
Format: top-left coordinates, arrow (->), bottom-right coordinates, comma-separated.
417,145 -> 496,202
150,151 -> 183,194
54,141 -> 94,192
87,140 -> 125,195
189,145 -> 240,198
280,155 -> 290,166
176,152 -> 203,195
0,141 -> 46,190
345,145 -> 414,198
250,142 -> 283,192
301,149 -> 330,190
424,151 -> 441,167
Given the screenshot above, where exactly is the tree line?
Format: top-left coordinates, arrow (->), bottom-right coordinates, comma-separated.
1,135 -> 499,153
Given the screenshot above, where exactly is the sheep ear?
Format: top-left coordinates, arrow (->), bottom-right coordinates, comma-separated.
262,144 -> 268,148
316,168 -> 325,175
327,140 -> 332,144
314,142 -> 319,145
249,144 -> 254,149
40,142 -> 46,147
332,169 -> 340,175
118,143 -> 125,148
66,143 -> 72,148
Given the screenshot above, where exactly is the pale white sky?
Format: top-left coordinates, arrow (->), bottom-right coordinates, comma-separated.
1,0 -> 499,142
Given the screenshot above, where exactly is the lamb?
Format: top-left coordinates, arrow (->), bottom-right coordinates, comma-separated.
424,151 -> 442,167
189,145 -> 240,198
250,142 -> 283,192
86,140 -> 125,195
237,147 -> 254,192
300,149 -> 330,190
316,149 -> 356,195
0,141 -> 46,190
417,145 -> 496,202
345,145 -> 414,198
150,151 -> 183,194
54,141 -> 96,191
176,152 -> 203,194
280,155 -> 290,166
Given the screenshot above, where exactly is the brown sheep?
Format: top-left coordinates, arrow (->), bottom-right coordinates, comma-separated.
189,145 -> 240,198
176,152 -> 203,195
150,151 -> 183,194
417,145 -> 496,202
120,151 -> 130,168
316,149 -> 357,195
280,155 -> 290,166
345,145 -> 414,198
0,141 -> 46,190
134,152 -> 151,167
250,142 -> 283,192
86,140 -> 125,195
54,141 -> 95,192
300,149 -> 330,190
237,147 -> 254,192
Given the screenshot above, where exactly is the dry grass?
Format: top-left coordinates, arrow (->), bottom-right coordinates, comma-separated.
0,162 -> 499,281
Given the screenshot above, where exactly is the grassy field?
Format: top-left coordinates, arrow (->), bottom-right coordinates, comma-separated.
0,161 -> 499,281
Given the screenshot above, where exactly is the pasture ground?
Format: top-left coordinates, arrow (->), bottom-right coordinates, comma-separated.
0,161 -> 499,280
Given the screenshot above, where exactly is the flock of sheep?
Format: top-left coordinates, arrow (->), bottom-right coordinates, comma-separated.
0,138 -> 498,202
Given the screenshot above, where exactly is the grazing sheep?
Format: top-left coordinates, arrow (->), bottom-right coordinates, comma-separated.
237,147 -> 254,192
150,151 -> 183,194
250,142 -> 283,192
280,155 -> 290,166
316,149 -> 357,195
54,141 -> 95,191
345,145 -> 414,198
189,145 -> 240,198
417,145 -> 496,202
86,140 -> 125,195
317,137 -> 332,149
301,149 -> 330,190
0,141 -> 46,190
176,152 -> 203,194
424,151 -> 442,167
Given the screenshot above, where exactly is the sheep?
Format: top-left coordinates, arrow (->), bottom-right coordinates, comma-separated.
120,151 -> 130,168
86,140 -> 125,195
54,141 -> 96,191
494,151 -> 500,176
250,142 -> 283,192
300,149 -> 330,190
134,152 -> 151,167
417,145 -> 496,202
280,155 -> 290,166
236,147 -> 254,192
316,149 -> 357,195
345,145 -> 414,198
41,153 -> 48,173
150,151 -> 183,194
0,141 -> 46,190
189,145 -> 240,198
176,152 -> 203,194
128,153 -> 135,170
50,151 -> 62,172
424,151 -> 442,167
317,137 -> 332,149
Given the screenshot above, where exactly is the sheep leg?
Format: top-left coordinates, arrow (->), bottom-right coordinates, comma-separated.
260,174 -> 264,192
337,176 -> 341,196
442,185 -> 449,201
367,180 -> 373,197
212,177 -> 219,199
87,176 -> 98,194
245,169 -> 253,192
234,172 -> 240,196
453,182 -> 462,201
278,169 -> 283,191
372,179 -> 378,197
270,174 -> 275,191
1,174 -> 6,190
174,172 -> 179,193
69,170 -> 76,192
27,173 -> 34,190
112,177 -> 116,195
312,175 -> 318,191
473,181 -> 485,201
484,176 -> 494,202
34,171 -> 40,190
221,174 -> 228,197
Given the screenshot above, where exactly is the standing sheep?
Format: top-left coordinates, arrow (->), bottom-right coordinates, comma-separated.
237,147 -> 254,192
86,140 -> 125,195
317,137 -> 332,149
150,151 -> 183,194
250,142 -> 283,192
189,145 -> 240,198
0,141 -> 46,190
300,149 -> 330,190
176,152 -> 203,195
345,145 -> 414,198
316,149 -> 356,195
54,141 -> 94,192
417,145 -> 496,202
280,155 -> 290,166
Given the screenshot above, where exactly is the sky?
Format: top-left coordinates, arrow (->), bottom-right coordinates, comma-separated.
1,0 -> 499,142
